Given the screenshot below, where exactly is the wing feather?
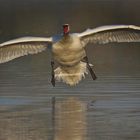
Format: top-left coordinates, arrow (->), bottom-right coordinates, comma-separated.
0,37 -> 52,63
78,25 -> 140,45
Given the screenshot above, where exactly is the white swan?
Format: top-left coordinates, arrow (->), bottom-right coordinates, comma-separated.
0,24 -> 140,86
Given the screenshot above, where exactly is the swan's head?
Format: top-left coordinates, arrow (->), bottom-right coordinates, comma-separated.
63,24 -> 70,36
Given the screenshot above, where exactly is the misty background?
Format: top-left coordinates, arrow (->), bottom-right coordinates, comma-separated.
0,0 -> 140,40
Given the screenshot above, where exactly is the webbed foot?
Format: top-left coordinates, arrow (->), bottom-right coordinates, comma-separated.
83,56 -> 97,80
51,61 -> 55,87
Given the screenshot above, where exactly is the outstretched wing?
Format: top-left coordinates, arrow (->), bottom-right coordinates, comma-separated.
78,25 -> 140,45
0,36 -> 52,63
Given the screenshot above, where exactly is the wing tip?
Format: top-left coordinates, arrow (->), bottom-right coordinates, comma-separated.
128,25 -> 140,30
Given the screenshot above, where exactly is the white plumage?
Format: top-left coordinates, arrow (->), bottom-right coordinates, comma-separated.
0,25 -> 140,86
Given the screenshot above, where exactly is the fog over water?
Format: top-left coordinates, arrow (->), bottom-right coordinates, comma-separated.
0,0 -> 140,140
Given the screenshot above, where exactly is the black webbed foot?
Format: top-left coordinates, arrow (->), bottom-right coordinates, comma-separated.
51,61 -> 55,87
83,56 -> 97,80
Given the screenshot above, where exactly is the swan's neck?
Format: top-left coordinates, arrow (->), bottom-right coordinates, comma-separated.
62,34 -> 71,42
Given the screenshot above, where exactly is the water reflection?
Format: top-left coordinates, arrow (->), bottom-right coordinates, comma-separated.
54,97 -> 87,140
0,97 -> 87,140
0,95 -> 140,140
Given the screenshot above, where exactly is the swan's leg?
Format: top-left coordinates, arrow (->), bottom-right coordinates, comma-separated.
51,61 -> 55,87
83,56 -> 97,80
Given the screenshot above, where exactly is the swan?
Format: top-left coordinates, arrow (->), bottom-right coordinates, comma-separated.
0,24 -> 140,86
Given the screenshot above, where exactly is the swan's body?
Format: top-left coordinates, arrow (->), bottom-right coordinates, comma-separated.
52,34 -> 85,66
0,24 -> 140,86
52,34 -> 87,85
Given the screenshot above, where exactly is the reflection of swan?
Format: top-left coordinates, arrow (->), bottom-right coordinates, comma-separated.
0,24 -> 140,86
54,97 -> 87,140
